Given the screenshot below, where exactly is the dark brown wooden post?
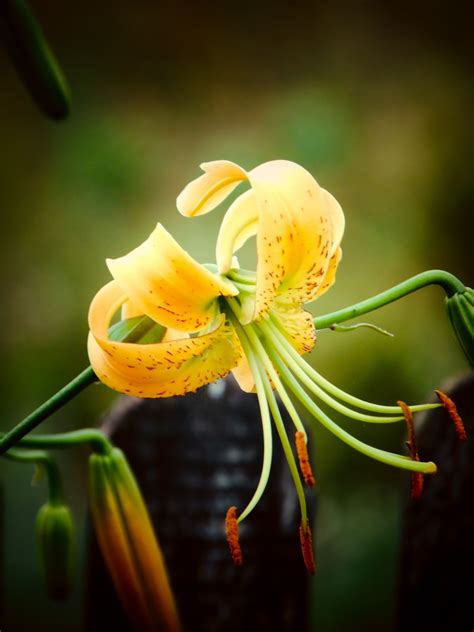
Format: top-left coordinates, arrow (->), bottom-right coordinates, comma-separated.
397,373 -> 474,631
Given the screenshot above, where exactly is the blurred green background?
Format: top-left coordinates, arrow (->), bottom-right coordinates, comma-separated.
0,1 -> 472,630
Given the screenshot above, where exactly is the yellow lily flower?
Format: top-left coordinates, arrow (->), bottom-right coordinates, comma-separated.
88,159 -> 445,572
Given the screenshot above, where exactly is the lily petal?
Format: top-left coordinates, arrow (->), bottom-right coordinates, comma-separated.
177,160 -> 247,217
271,304 -> 317,355
249,160 -> 342,318
88,281 -> 241,397
180,160 -> 345,322
121,299 -> 143,320
107,223 -> 237,333
315,247 -> 342,298
216,189 -> 259,272
322,189 -> 345,257
231,350 -> 256,393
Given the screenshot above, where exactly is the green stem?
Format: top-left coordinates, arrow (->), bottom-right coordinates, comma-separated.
0,314 -> 159,456
0,367 -> 97,457
4,447 -> 63,504
1,428 -> 113,455
314,269 -> 466,330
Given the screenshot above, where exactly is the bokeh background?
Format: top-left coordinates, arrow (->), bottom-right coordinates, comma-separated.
0,1 -> 472,630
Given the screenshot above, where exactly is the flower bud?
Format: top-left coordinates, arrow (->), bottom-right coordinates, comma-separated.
89,448 -> 180,631
446,288 -> 474,368
36,502 -> 74,601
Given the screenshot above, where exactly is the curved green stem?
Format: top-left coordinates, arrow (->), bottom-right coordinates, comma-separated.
4,447 -> 63,504
314,269 -> 466,330
1,428 -> 113,455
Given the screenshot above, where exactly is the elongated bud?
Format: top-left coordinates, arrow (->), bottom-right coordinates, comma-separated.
446,288 -> 474,369
36,502 -> 74,600
89,448 -> 181,632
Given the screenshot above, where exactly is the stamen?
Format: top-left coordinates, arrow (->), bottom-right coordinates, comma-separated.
299,519 -> 316,574
265,338 -> 437,474
226,319 -> 274,524
295,431 -> 316,487
435,390 -> 467,441
397,400 -> 424,500
267,315 -> 440,416
225,506 -> 243,566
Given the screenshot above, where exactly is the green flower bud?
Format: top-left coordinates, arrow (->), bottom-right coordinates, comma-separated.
36,502 -> 74,601
446,288 -> 474,368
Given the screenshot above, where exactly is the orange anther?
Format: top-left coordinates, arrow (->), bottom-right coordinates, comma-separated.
299,520 -> 316,574
435,390 -> 467,441
225,506 -> 243,566
295,431 -> 316,487
398,400 -> 424,500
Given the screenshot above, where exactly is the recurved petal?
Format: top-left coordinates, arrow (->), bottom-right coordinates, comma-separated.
121,299 -> 143,320
216,189 -> 259,273
322,189 -> 345,256
179,159 -> 345,321
88,281 -> 241,397
272,303 -> 317,355
177,160 -> 247,217
314,247 -> 342,299
248,160 -> 341,318
120,301 -> 187,343
231,348 -> 256,393
107,222 -> 237,333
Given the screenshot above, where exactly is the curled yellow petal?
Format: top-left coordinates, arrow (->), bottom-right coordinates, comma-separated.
88,281 -> 241,397
179,159 -> 345,322
121,299 -> 143,320
231,349 -> 256,393
315,247 -> 343,299
322,189 -> 345,257
176,160 -> 247,217
248,160 -> 343,318
107,222 -> 237,333
216,189 -> 259,272
271,304 -> 317,356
